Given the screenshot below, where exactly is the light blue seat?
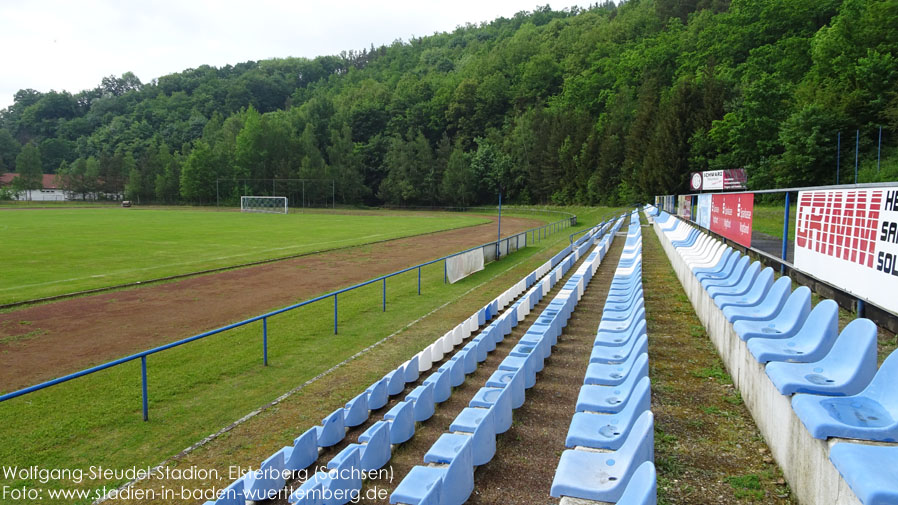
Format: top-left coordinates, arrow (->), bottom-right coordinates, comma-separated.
486,368 -> 525,409
470,386 -> 512,434
693,248 -> 734,276
499,354 -> 536,389
584,353 -> 649,386
202,474 -> 246,505
477,307 -> 486,326
404,356 -> 420,383
722,276 -> 792,323
577,376 -> 651,414
356,420 -> 391,470
715,267 -> 774,310
441,358 -> 465,388
343,392 -> 369,428
385,369 -> 406,396
792,350 -> 898,441
243,450 -> 286,501
602,299 -> 646,322
472,331 -> 496,354
406,382 -> 435,422
605,288 -> 644,306
315,409 -> 346,448
766,319 -> 879,396
566,376 -> 650,449
390,434 -> 474,505
463,338 -> 487,363
319,445 -> 363,505
450,407 -> 496,465
366,377 -> 390,410
452,347 -> 477,375
520,331 -> 551,360
707,261 -> 761,299
423,368 -> 451,403
288,473 -> 325,505
511,342 -> 544,373
595,320 -> 647,347
695,251 -> 739,282
701,255 -> 750,289
385,400 -> 416,444
747,301 -> 837,364
550,411 -> 654,502
829,443 -> 898,505
598,307 -> 646,333
278,427 -> 317,471
616,461 -> 657,505
736,290 -> 823,343
590,334 -> 648,364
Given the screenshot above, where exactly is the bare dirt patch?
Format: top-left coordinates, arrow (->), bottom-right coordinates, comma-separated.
0,215 -> 539,391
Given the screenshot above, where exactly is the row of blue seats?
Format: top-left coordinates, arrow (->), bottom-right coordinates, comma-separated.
202,223 -> 610,505
388,218 -> 622,505
651,207 -> 898,505
552,211 -> 657,505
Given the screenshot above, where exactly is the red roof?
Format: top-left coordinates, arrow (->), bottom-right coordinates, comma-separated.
0,173 -> 59,189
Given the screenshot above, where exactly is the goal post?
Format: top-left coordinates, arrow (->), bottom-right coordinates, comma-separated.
240,196 -> 288,214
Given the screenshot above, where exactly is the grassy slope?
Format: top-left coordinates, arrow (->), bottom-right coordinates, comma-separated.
752,203 -> 796,241
0,206 -> 620,503
0,209 -> 490,304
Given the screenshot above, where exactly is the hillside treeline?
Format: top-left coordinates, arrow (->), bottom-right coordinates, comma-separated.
0,0 -> 896,205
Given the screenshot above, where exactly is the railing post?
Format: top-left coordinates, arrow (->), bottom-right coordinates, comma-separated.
333,295 -> 338,334
141,356 -> 148,422
382,278 -> 386,312
262,317 -> 268,366
418,267 -> 421,295
444,259 -> 447,284
857,299 -> 866,318
781,192 -> 791,273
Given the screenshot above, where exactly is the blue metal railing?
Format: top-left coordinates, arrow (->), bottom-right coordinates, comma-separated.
0,211 -> 581,420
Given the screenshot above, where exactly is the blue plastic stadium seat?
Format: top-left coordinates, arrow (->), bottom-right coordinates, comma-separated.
707,261 -> 762,299
701,256 -> 750,289
453,346 -> 477,375
499,354 -> 536,389
829,443 -> 898,505
385,369 -> 406,396
243,450 -> 287,501
441,357 -> 465,388
577,375 -> 651,414
765,319 -> 878,396
584,353 -> 649,387
598,307 -> 646,333
366,377 -> 390,410
385,400 -> 416,444
343,392 -> 370,428
590,334 -> 648,365
404,356 -> 420,383
315,409 -> 346,448
746,301 -> 838,364
602,299 -> 646,322
423,368 -> 451,403
566,377 -> 650,450
390,434 -> 474,505
486,368 -> 525,409
737,290 -> 824,343
714,267 -> 774,310
693,248 -> 733,275
406,382 -> 435,422
313,445 -> 362,505
616,461 -> 657,505
278,427 -> 317,471
450,407 -> 496,465
512,342 -> 544,373
356,420 -> 391,470
792,349 -> 898,441
551,411 -> 654,502
605,288 -> 644,307
203,474 -> 246,505
288,473 -> 325,505
470,386 -> 512,434
520,331 -> 551,360
722,276 -> 792,323
595,320 -> 647,347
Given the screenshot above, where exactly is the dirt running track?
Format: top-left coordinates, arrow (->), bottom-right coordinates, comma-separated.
0,216 -> 541,391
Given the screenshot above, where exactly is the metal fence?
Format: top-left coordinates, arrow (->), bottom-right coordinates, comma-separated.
0,209 -> 583,420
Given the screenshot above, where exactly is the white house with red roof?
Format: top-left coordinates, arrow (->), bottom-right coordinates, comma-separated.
0,173 -> 67,201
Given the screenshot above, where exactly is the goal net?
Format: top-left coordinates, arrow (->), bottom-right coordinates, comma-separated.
240,196 -> 288,214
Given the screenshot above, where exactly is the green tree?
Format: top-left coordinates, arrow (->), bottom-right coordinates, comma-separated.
12,143 -> 43,196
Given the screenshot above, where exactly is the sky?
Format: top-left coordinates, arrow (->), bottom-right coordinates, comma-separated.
0,0 -> 592,110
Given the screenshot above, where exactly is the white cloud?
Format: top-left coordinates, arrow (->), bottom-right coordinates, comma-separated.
0,0 -> 591,109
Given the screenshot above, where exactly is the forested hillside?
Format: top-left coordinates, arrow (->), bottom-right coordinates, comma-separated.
1,0 -> 896,206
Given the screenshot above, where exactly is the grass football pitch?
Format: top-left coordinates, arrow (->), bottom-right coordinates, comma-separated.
0,208 -> 489,305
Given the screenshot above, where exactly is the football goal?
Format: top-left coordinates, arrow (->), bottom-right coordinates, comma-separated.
240,196 -> 288,214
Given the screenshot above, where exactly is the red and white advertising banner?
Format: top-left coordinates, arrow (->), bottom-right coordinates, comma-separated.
710,193 -> 753,246
794,189 -> 898,313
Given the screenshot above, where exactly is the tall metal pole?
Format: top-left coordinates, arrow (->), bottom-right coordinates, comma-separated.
878,126 -> 882,173
216,180 -> 219,207
332,180 -> 335,208
836,132 -> 841,184
855,129 -> 860,184
497,191 -> 502,259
